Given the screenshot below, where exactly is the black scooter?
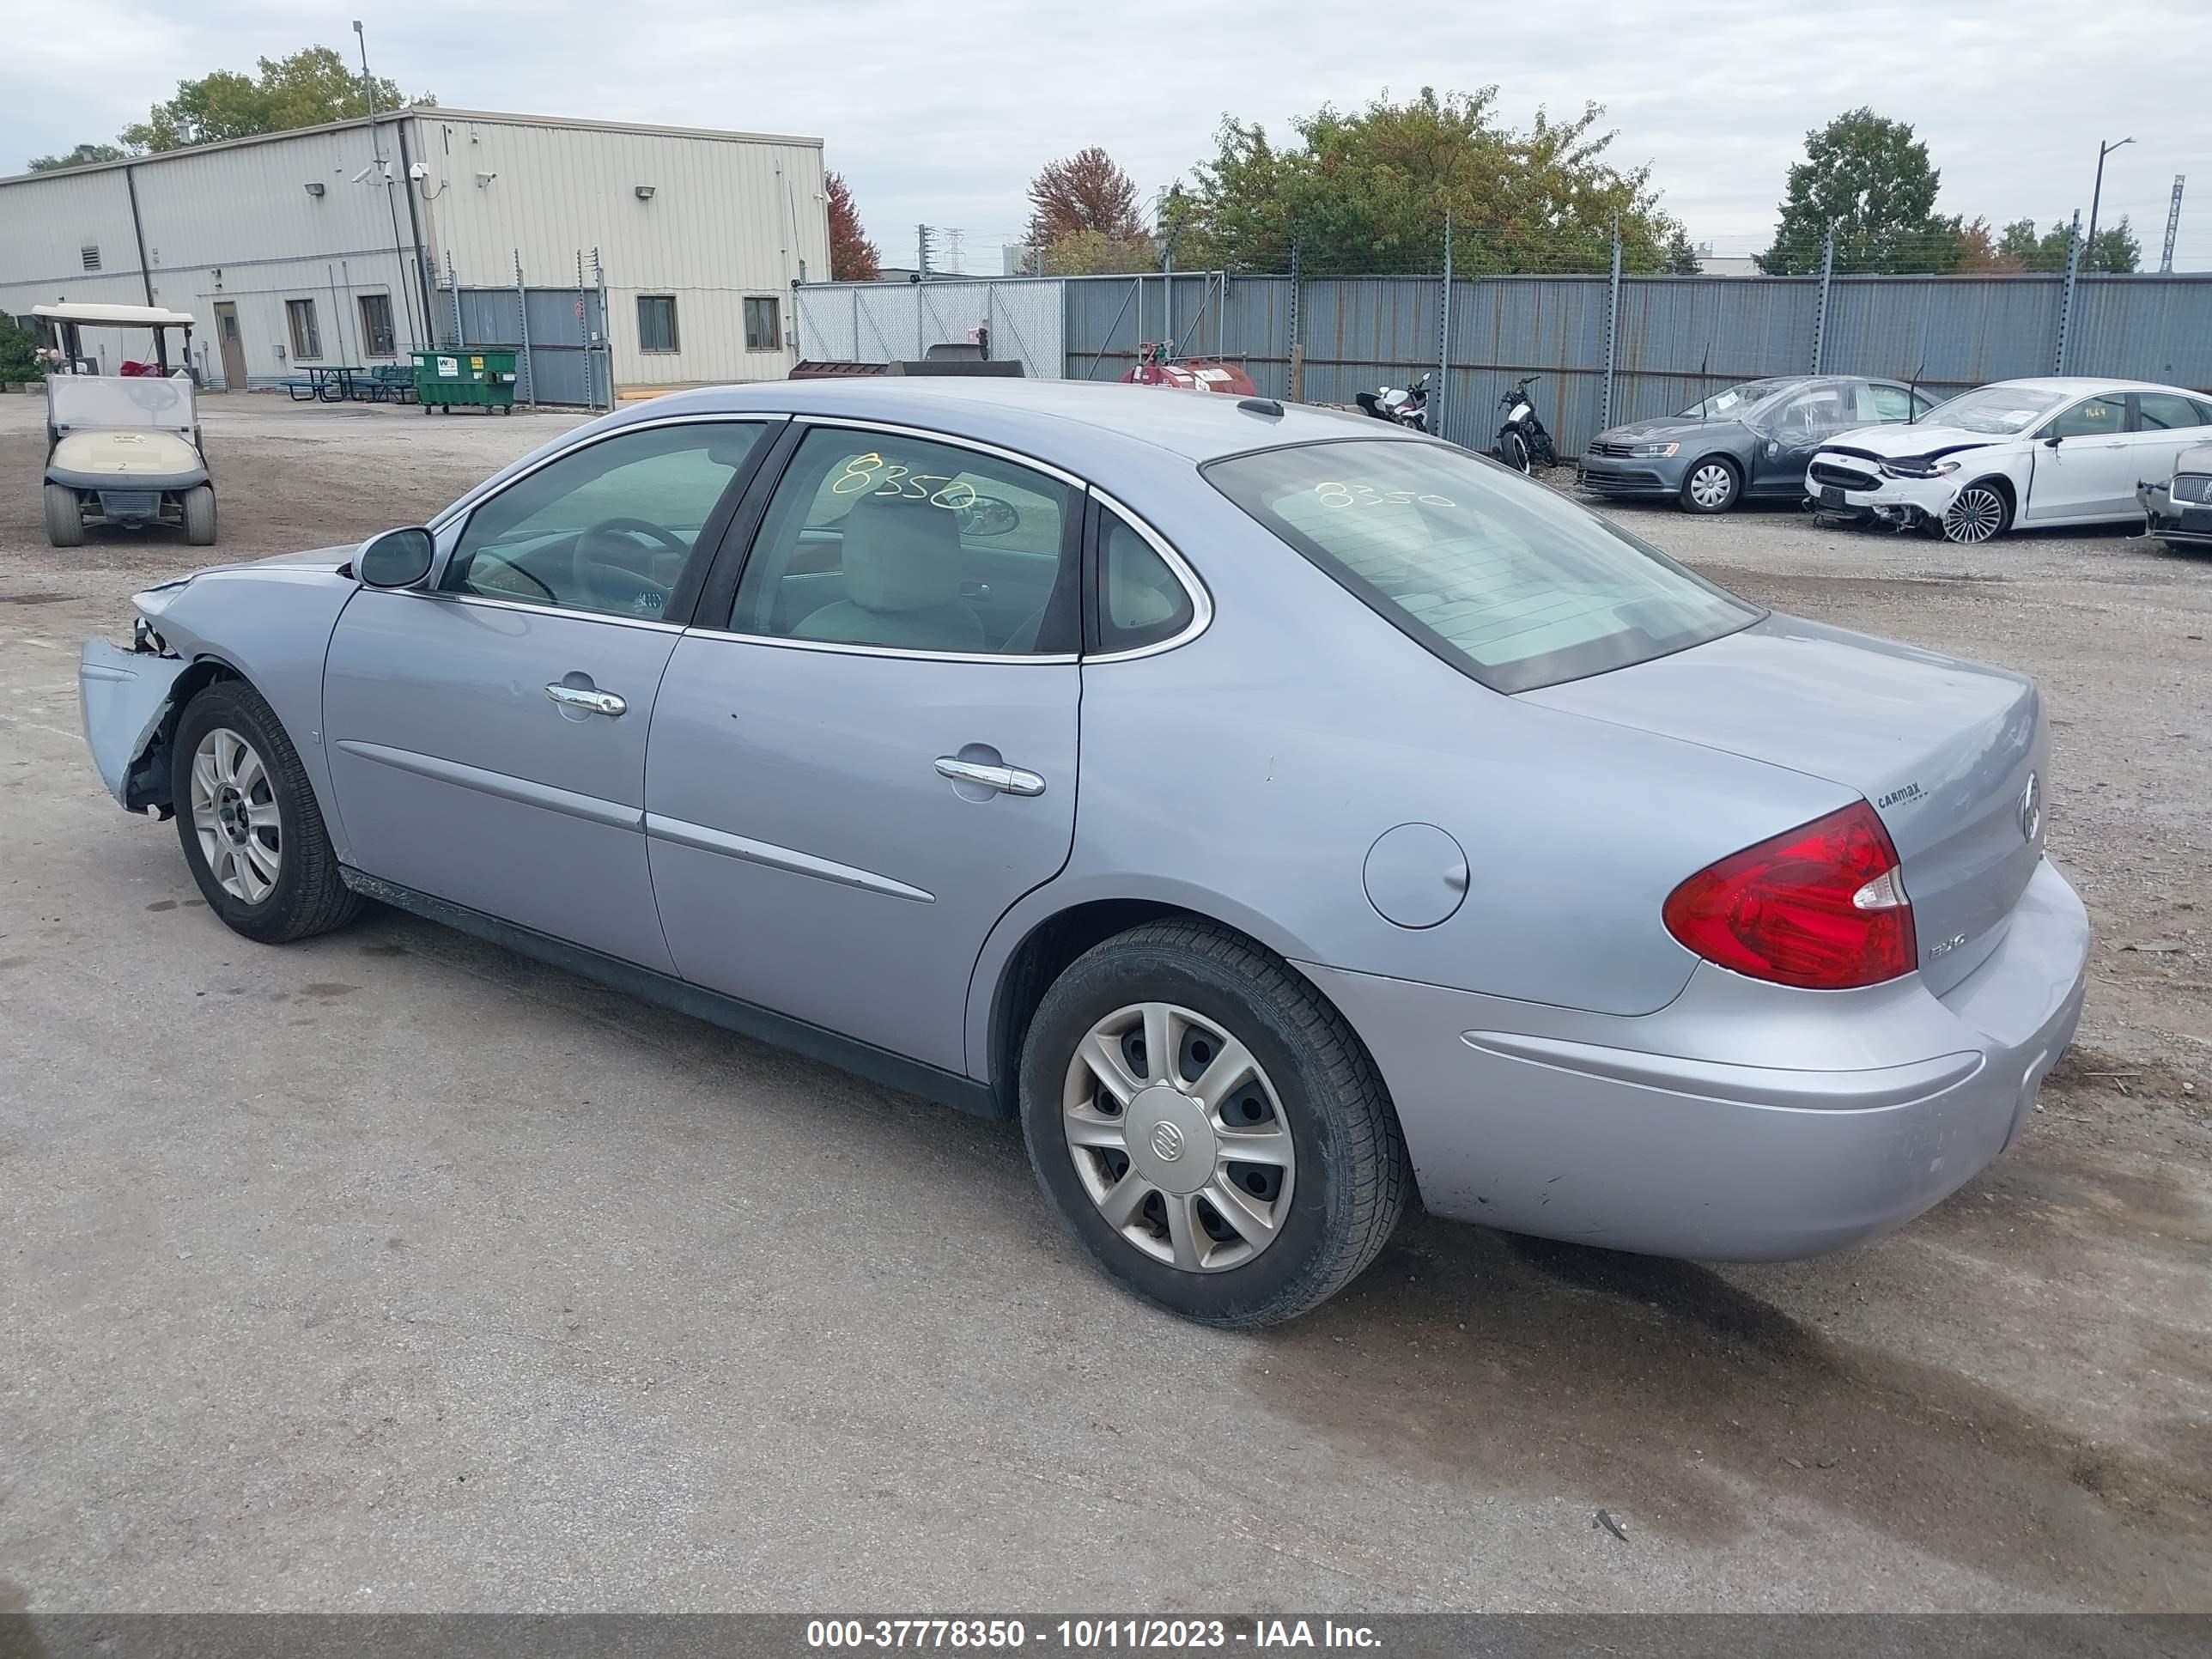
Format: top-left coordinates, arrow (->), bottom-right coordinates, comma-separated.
1492,374 -> 1556,473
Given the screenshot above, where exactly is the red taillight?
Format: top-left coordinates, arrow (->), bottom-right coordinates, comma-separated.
1662,801 -> 1916,990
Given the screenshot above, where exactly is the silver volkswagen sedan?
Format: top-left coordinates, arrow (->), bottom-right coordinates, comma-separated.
79,380 -> 2088,1328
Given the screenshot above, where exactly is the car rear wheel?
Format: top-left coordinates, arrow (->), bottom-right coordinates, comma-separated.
1680,457 -> 1741,514
1942,481 -> 2011,544
181,485 -> 216,547
45,483 -> 83,547
172,681 -> 361,945
1020,919 -> 1409,1328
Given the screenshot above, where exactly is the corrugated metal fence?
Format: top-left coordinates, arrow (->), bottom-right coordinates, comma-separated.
796,270 -> 2212,455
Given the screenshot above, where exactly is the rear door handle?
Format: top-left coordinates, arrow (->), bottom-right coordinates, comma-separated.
935,757 -> 1045,797
545,683 -> 628,717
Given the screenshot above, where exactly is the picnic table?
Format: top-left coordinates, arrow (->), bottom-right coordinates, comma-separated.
285,364 -> 367,403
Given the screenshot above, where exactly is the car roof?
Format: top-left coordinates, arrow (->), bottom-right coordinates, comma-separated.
1965,375 -> 2201,397
618,377 -> 1400,464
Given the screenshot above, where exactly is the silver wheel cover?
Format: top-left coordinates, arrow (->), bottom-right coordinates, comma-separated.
1688,463 -> 1734,508
1062,1001 -> 1296,1274
190,726 -> 282,903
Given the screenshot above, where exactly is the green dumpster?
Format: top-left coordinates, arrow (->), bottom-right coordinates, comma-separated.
413,349 -> 519,415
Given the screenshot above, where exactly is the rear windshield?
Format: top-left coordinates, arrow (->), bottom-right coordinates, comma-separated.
1204,439 -> 1760,694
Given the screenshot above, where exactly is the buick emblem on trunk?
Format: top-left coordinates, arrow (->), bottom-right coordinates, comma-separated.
2020,772 -> 2042,843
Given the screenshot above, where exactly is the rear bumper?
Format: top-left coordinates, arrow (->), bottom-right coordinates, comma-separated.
1302,856 -> 2089,1261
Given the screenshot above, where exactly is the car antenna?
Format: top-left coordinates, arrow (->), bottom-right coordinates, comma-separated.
1906,361 -> 1924,423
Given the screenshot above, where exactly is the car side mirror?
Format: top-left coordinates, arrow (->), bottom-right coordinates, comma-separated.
356,526 -> 435,588
2044,435 -> 2063,448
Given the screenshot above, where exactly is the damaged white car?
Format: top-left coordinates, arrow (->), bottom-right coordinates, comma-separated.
1806,377 -> 2212,544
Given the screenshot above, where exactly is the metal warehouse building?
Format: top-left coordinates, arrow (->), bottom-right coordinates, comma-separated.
0,108 -> 830,399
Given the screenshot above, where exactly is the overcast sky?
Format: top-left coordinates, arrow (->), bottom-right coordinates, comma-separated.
11,0 -> 2211,271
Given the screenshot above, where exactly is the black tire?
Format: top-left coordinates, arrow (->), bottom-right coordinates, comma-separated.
1501,430 -> 1532,474
1020,920 -> 1410,1328
181,484 -> 216,546
421,403 -> 433,415
45,483 -> 84,547
1941,478 -> 2013,544
1679,456 -> 1741,514
171,680 -> 362,945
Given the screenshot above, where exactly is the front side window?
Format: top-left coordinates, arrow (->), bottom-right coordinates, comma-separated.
637,295 -> 678,353
2045,394 -> 2127,440
443,422 -> 767,619
731,427 -> 1076,654
286,298 -> 320,360
2134,392 -> 2206,432
1770,385 -> 1858,442
357,293 -> 396,357
1923,386 -> 2071,434
1205,440 -> 1759,694
744,295 -> 781,351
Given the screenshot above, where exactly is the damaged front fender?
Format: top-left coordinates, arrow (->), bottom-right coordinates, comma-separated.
79,638 -> 190,812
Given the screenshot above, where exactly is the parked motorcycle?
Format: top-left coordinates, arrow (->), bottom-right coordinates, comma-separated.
1355,373 -> 1431,433
1493,374 -> 1557,473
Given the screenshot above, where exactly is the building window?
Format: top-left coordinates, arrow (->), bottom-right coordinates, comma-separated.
636,295 -> 678,354
744,295 -> 781,351
357,293 -> 396,357
286,298 -> 321,360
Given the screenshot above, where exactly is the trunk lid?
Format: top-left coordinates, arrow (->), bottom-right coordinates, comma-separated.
1522,613 -> 2048,995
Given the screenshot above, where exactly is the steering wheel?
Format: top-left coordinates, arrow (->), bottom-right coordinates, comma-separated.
572,517 -> 686,618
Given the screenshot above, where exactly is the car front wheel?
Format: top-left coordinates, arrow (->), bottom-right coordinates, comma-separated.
172,680 -> 361,944
1020,920 -> 1409,1328
1680,457 -> 1741,514
1941,481 -> 2012,544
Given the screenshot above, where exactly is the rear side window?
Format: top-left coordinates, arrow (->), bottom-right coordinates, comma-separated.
1862,384 -> 1912,422
1204,440 -> 1759,694
2135,392 -> 2208,432
1095,507 -> 1194,653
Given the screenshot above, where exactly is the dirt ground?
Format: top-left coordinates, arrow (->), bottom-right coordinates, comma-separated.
0,393 -> 2206,1613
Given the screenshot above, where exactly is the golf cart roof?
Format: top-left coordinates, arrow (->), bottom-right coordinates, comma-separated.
33,301 -> 197,329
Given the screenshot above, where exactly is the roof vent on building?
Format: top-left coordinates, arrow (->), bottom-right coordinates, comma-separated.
80,244 -> 101,271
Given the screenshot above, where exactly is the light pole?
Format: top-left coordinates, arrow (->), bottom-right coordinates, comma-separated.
2086,136 -> 2135,273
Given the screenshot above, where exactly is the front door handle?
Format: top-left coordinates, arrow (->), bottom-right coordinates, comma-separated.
936,756 -> 1046,797
545,683 -> 628,717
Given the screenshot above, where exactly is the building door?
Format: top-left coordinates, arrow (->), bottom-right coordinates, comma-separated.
212,303 -> 246,392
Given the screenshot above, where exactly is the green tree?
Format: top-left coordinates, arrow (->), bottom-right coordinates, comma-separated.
1035,227 -> 1158,276
28,142 -> 131,172
1995,216 -> 2140,274
121,46 -> 429,151
0,315 -> 46,385
1759,108 -> 1960,274
1174,88 -> 1691,276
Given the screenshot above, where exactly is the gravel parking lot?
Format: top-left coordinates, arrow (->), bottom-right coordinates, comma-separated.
1,394 -> 2206,1613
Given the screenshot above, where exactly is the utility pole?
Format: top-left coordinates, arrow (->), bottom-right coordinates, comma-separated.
916,224 -> 933,278
353,19 -> 421,350
2085,136 -> 2134,273
2162,175 -> 2186,273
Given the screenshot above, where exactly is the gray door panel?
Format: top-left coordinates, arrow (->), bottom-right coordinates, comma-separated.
322,591 -> 680,970
645,635 -> 1079,1072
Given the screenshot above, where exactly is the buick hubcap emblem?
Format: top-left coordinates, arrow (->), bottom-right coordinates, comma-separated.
1150,1121 -> 1185,1162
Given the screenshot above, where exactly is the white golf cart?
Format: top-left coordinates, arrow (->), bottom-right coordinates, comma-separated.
35,301 -> 216,548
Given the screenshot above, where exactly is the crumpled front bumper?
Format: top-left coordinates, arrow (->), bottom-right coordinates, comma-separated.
1806,466 -> 1961,528
79,637 -> 187,810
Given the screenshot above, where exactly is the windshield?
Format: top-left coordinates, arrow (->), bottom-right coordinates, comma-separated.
1675,379 -> 1793,420
1918,386 -> 2072,434
1204,440 -> 1760,694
